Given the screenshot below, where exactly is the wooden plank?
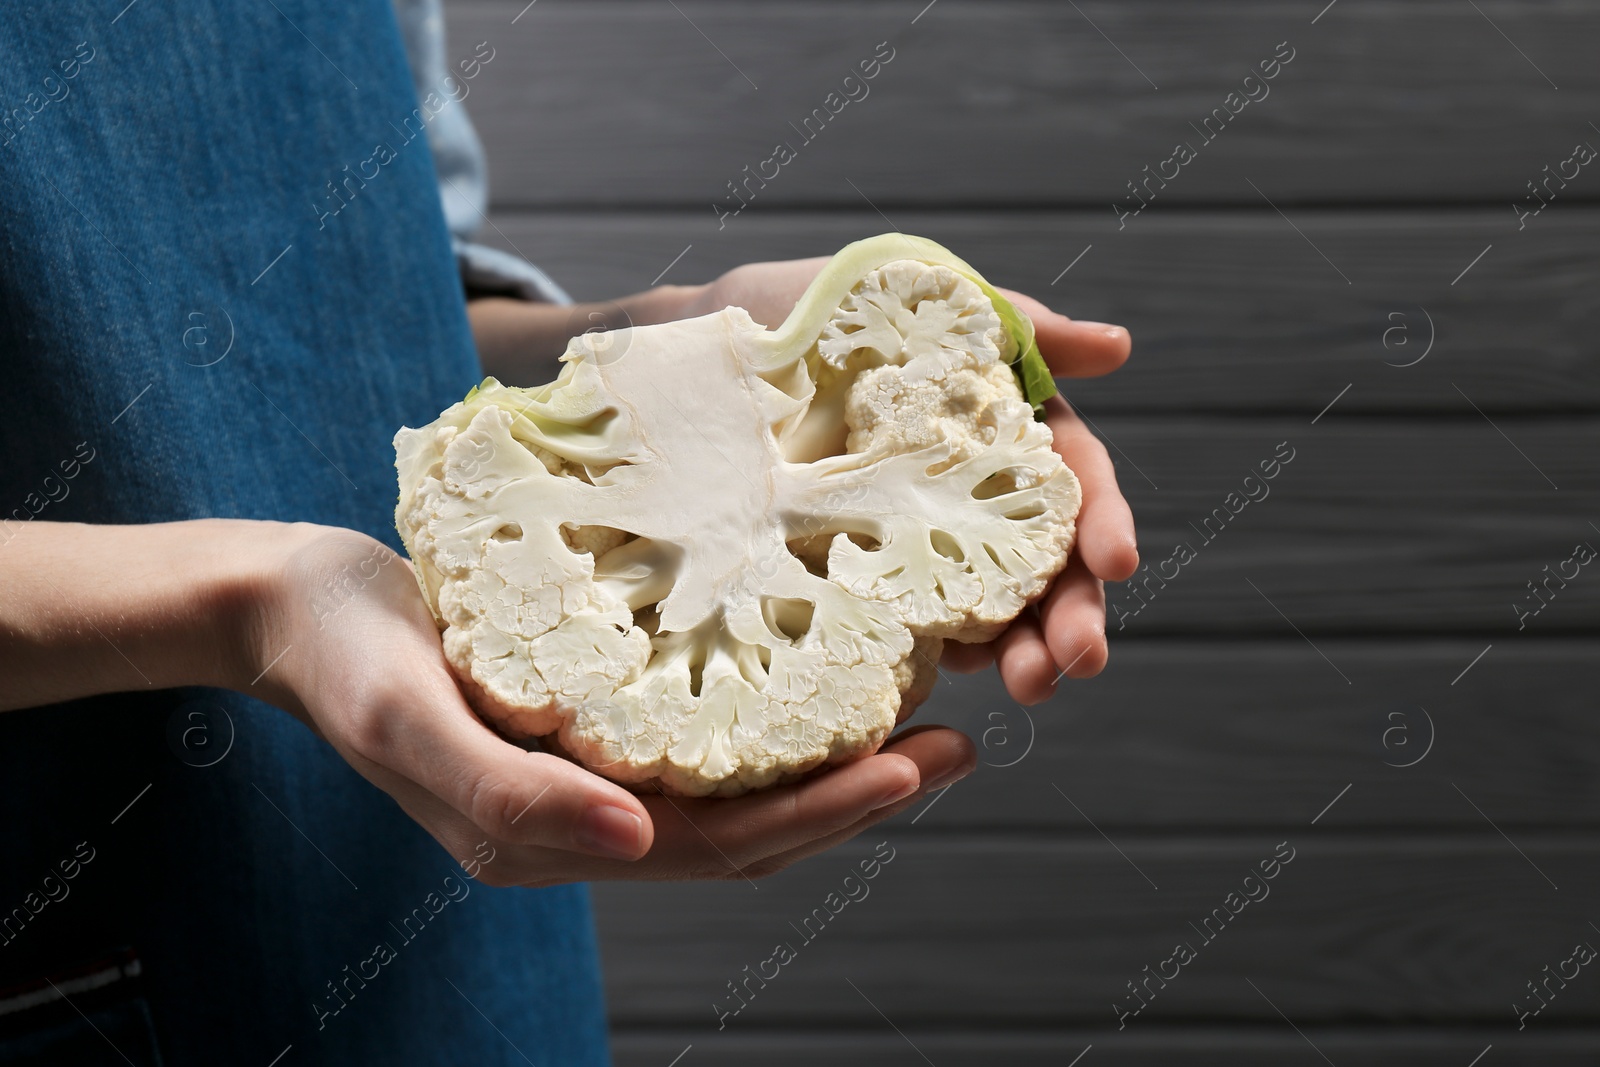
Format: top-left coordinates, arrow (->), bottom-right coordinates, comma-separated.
1088,418 -> 1600,634
612,1029 -> 1600,1067
451,1 -> 1600,206
883,639 -> 1600,830
484,209 -> 1600,412
593,836 -> 1600,1025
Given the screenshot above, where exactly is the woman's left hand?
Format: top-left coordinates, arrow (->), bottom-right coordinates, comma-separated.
682,259 -> 1140,704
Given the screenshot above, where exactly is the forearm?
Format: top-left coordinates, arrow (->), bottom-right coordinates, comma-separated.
0,519 -> 297,712
467,285 -> 704,381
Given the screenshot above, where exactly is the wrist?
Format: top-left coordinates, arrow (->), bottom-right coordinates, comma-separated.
108,518 -> 327,709
208,519 -> 326,713
468,285 -> 711,381
227,522 -> 399,717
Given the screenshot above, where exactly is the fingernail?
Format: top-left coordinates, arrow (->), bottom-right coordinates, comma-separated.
871,778 -> 920,811
575,805 -> 644,860
923,766 -> 973,794
1077,321 -> 1127,339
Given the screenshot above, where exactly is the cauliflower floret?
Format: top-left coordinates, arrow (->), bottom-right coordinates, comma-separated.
892,635 -> 945,720
815,262 -> 1076,643
846,359 -> 1024,465
394,235 -> 1078,795
819,260 -> 1005,373
561,524 -> 633,559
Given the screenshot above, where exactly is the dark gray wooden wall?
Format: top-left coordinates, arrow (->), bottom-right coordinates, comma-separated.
448,1 -> 1600,1063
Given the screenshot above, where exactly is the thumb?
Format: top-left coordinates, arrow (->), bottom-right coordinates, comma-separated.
347,682 -> 655,862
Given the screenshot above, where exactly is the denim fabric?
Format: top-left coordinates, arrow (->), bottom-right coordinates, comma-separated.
0,3 -> 607,1064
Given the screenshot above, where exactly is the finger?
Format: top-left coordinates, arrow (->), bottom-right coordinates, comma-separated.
1037,553 -> 1109,679
739,727 -> 977,874
994,608 -> 1058,705
639,747 -> 924,873
1045,395 -> 1139,581
881,721 -> 980,781
941,640 -> 994,673
343,676 -> 655,862
633,723 -> 974,874
408,726 -> 974,887
999,289 -> 1131,379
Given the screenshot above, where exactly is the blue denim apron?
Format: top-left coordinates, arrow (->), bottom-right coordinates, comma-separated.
0,3 -> 608,1063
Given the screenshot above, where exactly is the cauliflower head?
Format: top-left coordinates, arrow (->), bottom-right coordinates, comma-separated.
394,234 -> 1080,796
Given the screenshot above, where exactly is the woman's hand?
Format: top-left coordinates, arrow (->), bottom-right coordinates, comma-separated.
253,526 -> 973,886
0,520 -> 970,886
945,291 -> 1140,703
678,259 -> 1141,705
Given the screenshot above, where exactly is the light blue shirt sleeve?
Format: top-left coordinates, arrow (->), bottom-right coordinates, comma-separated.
391,0 -> 572,304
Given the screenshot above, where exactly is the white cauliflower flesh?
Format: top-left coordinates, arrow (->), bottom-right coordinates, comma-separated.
395,234 -> 1080,796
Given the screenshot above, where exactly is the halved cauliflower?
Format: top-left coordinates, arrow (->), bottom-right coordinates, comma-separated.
395,234 -> 1079,796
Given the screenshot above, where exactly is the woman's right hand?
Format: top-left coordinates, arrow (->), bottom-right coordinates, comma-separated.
251,524 -> 974,886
